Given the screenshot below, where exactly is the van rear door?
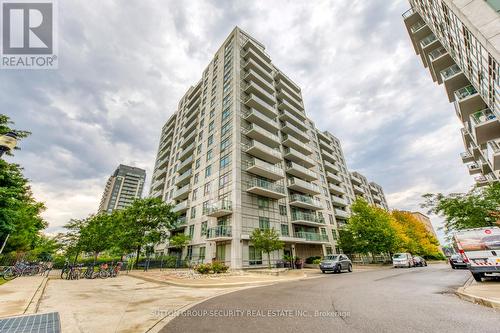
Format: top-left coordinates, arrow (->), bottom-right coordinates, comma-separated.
454,228 -> 500,269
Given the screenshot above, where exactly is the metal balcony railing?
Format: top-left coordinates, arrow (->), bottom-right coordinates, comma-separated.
454,85 -> 477,100
440,64 -> 461,80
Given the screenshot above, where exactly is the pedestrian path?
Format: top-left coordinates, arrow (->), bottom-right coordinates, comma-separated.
0,276 -> 47,318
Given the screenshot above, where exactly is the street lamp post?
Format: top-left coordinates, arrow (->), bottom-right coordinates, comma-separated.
0,131 -> 18,158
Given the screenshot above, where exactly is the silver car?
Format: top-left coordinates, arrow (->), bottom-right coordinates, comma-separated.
319,254 -> 353,274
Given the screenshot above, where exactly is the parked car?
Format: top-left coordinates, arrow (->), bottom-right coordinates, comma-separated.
319,254 -> 352,273
449,254 -> 467,269
392,253 -> 414,268
453,227 -> 500,281
413,256 -> 427,267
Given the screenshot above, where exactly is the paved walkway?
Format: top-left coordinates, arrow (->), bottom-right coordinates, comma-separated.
0,276 -> 47,318
456,277 -> 500,309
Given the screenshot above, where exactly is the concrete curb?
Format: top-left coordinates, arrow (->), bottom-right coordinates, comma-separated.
24,276 -> 49,314
127,272 -> 321,289
455,277 -> 500,310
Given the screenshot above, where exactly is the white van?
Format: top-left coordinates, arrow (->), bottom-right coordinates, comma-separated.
453,227 -> 500,281
392,253 -> 414,268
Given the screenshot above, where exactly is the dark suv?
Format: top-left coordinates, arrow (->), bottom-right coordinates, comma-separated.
449,254 -> 467,269
319,254 -> 352,273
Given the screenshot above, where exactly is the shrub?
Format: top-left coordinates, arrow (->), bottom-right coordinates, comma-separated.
211,261 -> 229,274
305,256 -> 321,264
312,259 -> 321,265
195,263 -> 212,274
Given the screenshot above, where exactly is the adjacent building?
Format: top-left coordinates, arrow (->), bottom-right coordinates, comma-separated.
403,0 -> 500,187
98,164 -> 146,213
150,27 -> 389,268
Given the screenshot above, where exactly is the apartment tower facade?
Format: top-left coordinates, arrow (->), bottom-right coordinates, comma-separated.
403,0 -> 500,186
98,164 -> 146,213
150,27 -> 388,268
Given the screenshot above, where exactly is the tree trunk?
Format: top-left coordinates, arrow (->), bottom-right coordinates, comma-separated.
267,252 -> 271,269
135,245 -> 141,268
93,252 -> 98,264
73,251 -> 80,265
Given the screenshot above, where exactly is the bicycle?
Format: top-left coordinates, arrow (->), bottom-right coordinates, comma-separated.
1,262 -> 29,280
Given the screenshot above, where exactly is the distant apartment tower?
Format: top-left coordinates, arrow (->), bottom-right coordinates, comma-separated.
403,0 -> 500,187
98,164 -> 146,213
349,171 -> 389,210
409,211 -> 444,253
150,27 -> 388,268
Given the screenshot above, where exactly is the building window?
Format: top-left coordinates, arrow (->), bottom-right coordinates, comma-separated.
188,225 -> 195,239
195,158 -> 201,169
249,246 -> 263,265
259,217 -> 270,230
220,136 -> 231,151
219,172 -> 230,188
210,109 -> 215,118
258,197 -> 269,209
205,165 -> 212,178
220,154 -> 231,169
207,134 -> 214,146
197,144 -> 202,154
279,205 -> 287,216
190,207 -> 196,219
186,246 -> 193,260
204,182 -> 211,195
221,122 -> 231,136
208,121 -> 215,132
198,132 -> 203,141
206,149 -> 213,161
192,188 -> 198,200
199,246 -> 206,261
280,224 -> 289,237
326,247 -> 333,255
329,214 -> 334,225
332,230 -> 338,240
222,107 -> 231,121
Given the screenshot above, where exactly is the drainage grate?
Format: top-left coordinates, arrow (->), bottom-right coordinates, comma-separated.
0,312 -> 61,333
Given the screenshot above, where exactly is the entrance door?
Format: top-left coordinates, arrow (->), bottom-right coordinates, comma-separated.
216,244 -> 226,262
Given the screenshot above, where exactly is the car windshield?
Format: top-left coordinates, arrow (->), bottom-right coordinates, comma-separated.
393,253 -> 406,259
323,255 -> 338,261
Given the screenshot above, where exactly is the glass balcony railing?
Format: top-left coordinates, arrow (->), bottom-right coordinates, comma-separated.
428,46 -> 447,61
246,158 -> 284,176
207,225 -> 232,238
288,177 -> 320,193
454,85 -> 477,100
294,231 -> 329,242
289,194 -> 322,207
203,200 -> 232,215
440,64 -> 461,80
248,178 -> 285,194
410,20 -> 426,33
170,217 -> 187,229
420,34 -> 437,48
471,109 -> 497,126
291,211 -> 325,224
402,8 -> 415,19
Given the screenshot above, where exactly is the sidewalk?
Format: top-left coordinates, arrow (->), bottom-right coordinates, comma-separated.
456,277 -> 500,309
0,276 -> 48,318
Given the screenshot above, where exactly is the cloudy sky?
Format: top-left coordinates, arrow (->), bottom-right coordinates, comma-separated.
2,0 -> 473,243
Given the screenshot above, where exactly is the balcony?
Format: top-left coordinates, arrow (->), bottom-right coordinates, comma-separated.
353,184 -> 364,194
245,94 -> 277,119
441,65 -> 469,102
475,174 -> 497,187
289,194 -> 322,210
410,20 -> 426,34
328,183 -> 344,195
185,111 -> 198,131
242,41 -> 272,72
467,163 -> 481,175
275,71 -> 301,96
318,138 -> 333,152
324,160 -> 340,173
277,89 -> 303,111
350,174 -> 363,185
428,47 -> 453,84
243,58 -> 273,84
282,134 -> 312,155
487,141 -> 500,171
151,179 -> 164,191
206,225 -> 232,240
244,140 -> 282,164
293,231 -> 329,243
334,209 -> 350,219
246,178 -> 286,199
181,130 -> 197,148
178,155 -> 194,173
331,195 -> 348,207
373,195 -> 382,203
281,121 -> 309,142
242,123 -> 280,147
179,141 -> 196,160
275,80 -> 302,103
470,109 -> 500,145
244,81 -> 276,105
279,109 -> 308,131
455,90 -> 486,123
460,151 -> 474,163
170,217 -> 187,230
246,158 -> 285,181
153,167 -> 167,179
291,211 -> 325,227
285,161 -> 317,181
176,169 -> 192,187
243,108 -> 279,132
278,99 -> 306,121
244,69 -> 274,94
283,147 -> 315,168
156,156 -> 168,169
173,184 -> 191,200
203,200 -> 232,217
287,177 -> 321,195
321,150 -> 336,163
420,34 -> 438,49
326,171 -> 342,184
173,200 -> 189,214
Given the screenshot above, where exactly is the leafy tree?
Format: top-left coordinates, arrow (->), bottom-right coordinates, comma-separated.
421,183 -> 500,234
31,235 -> 61,261
250,228 -> 284,269
116,198 -> 177,266
342,198 -> 398,258
61,218 -> 87,263
337,228 -> 358,255
168,233 -> 191,259
79,214 -> 116,262
0,114 -> 30,156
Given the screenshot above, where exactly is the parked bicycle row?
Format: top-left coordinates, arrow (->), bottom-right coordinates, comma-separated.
1,261 -> 53,280
60,262 -> 123,280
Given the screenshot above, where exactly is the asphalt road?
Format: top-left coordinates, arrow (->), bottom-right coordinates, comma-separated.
161,264 -> 499,333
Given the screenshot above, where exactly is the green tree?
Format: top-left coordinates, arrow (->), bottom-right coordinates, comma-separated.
116,198 -> 177,266
61,218 -> 86,263
79,214 -> 116,262
168,233 -> 191,262
250,228 -> 284,269
31,234 -> 61,261
0,114 -> 30,155
421,183 -> 500,234
343,198 -> 398,258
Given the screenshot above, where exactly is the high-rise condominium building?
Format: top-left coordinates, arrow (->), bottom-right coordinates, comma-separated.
150,27 -> 389,268
98,164 -> 146,213
403,0 -> 500,187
